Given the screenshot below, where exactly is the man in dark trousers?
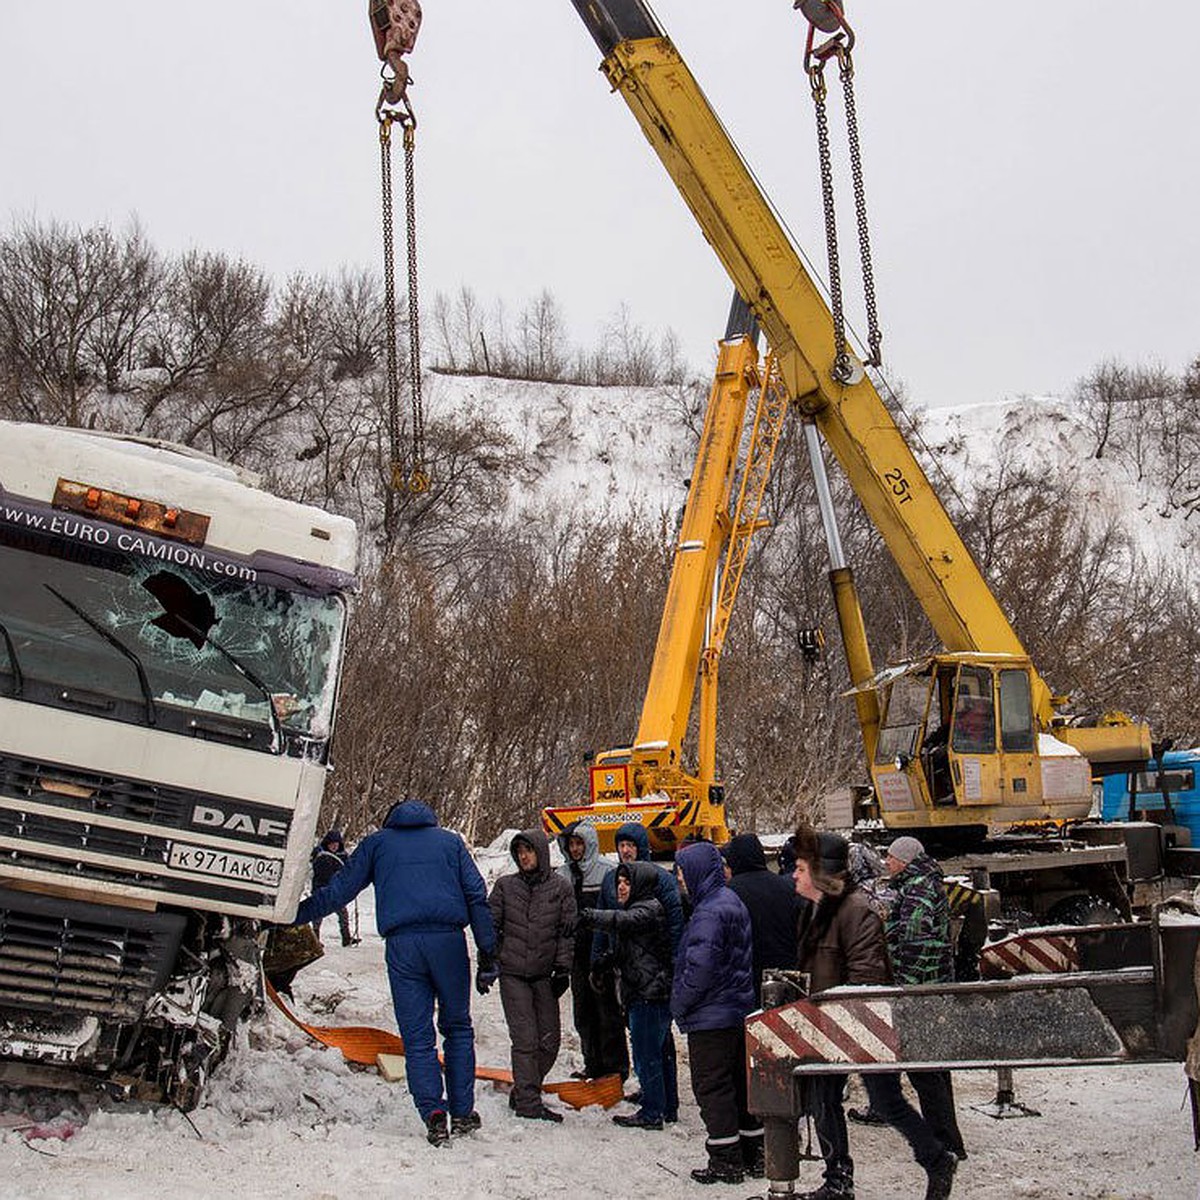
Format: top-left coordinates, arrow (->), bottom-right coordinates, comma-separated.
489,828 -> 576,1122
792,827 -> 957,1200
884,835 -> 967,1161
295,798 -> 497,1148
672,840 -> 756,1185
309,830 -> 359,946
556,821 -> 627,1081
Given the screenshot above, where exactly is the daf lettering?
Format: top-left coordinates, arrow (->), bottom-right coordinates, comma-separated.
191,804 -> 288,840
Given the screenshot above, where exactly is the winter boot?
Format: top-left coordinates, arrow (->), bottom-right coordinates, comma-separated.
425,1110 -> 450,1147
797,1184 -> 855,1200
516,1104 -> 564,1123
798,1166 -> 855,1200
924,1151 -> 957,1200
451,1111 -> 482,1136
612,1109 -> 663,1131
742,1143 -> 766,1179
690,1162 -> 745,1186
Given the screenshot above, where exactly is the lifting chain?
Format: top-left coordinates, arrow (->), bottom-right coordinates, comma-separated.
798,1 -> 884,382
372,0 -> 428,494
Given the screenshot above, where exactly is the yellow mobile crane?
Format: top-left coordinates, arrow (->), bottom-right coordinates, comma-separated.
548,1 -> 1151,851
543,299 -> 790,852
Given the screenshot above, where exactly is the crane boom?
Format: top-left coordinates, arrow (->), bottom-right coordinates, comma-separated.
570,7 -> 1051,720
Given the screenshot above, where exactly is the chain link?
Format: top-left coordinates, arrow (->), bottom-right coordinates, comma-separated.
840,50 -> 883,368
810,63 -> 853,385
379,117 -> 404,491
402,123 -> 428,493
379,109 -> 428,495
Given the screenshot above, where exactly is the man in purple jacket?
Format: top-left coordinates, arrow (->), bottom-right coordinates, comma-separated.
671,840 -> 756,1185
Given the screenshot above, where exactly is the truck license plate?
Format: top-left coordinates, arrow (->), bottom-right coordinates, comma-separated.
168,843 -> 283,886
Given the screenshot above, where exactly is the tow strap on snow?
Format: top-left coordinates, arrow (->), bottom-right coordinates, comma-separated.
264,979 -> 623,1110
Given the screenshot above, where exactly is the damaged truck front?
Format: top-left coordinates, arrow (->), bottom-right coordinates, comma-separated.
0,421 -> 357,1108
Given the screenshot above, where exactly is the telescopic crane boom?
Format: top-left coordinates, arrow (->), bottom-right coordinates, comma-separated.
561,0 -> 1150,842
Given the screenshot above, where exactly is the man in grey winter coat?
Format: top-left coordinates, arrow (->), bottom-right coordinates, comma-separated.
557,821 -> 628,1080
489,828 -> 576,1122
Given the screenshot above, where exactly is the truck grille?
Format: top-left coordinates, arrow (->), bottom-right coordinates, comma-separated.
0,887 -> 186,1020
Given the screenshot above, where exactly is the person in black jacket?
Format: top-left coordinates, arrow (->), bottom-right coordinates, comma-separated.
309,830 -> 359,946
723,833 -> 803,1005
488,829 -> 576,1123
556,821 -> 628,1081
578,861 -> 679,1130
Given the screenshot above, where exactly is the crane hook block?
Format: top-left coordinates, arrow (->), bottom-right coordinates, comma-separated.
796,0 -> 844,35
370,0 -> 423,65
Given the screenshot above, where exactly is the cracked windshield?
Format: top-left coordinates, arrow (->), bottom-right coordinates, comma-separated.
0,538 -> 346,746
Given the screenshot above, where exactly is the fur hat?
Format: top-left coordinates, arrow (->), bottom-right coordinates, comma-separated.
886,835 -> 924,865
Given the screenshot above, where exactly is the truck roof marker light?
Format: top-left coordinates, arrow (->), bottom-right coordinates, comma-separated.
54,479 -> 211,546
310,527 -> 331,541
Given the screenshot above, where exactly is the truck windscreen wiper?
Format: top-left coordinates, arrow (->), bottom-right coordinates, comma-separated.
0,618 -> 24,695
158,609 -> 285,752
44,585 -> 158,727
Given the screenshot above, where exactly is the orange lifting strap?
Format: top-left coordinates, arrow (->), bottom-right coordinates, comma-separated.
264,978 -> 623,1110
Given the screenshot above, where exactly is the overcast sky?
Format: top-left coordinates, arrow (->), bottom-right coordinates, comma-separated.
4,2 -> 1198,409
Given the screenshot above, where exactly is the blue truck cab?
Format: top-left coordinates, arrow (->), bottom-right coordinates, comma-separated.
1102,749 -> 1199,848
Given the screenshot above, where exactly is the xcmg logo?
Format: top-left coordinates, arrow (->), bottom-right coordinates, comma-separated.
191,804 -> 289,841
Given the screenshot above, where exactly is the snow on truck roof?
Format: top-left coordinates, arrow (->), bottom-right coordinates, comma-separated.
0,419 -> 358,577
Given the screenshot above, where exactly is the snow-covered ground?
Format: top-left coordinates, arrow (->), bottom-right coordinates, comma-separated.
2,862 -> 1197,1200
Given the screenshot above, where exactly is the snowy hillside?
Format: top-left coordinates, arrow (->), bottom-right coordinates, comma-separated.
430,369 -> 1196,567
918,396 -> 1197,560
427,371 -> 695,520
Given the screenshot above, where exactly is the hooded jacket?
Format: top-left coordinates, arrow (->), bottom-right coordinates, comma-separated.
294,800 -> 496,954
884,851 -> 953,984
723,833 -> 802,1000
489,828 -> 576,979
671,841 -> 755,1031
593,821 -> 684,960
311,830 -> 350,889
584,861 -> 673,1006
557,821 -> 611,969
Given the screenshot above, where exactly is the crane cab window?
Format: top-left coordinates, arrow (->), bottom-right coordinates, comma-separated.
998,668 -> 1035,753
951,667 -> 996,754
875,673 -> 932,764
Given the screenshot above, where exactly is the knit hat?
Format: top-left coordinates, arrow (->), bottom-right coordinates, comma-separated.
886,835 -> 924,865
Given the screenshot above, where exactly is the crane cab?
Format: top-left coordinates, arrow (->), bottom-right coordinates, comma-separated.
866,654 -> 1094,840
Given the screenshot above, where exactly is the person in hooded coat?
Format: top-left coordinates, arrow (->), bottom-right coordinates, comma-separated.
556,821 -> 628,1080
723,832 -> 803,1005
309,830 -> 358,946
488,828 -> 576,1121
578,860 -> 679,1130
672,840 -> 757,1185
592,821 -> 684,960
295,799 -> 496,1147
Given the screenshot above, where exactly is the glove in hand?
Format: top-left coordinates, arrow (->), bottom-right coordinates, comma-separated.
475,949 -> 499,995
550,969 -> 570,999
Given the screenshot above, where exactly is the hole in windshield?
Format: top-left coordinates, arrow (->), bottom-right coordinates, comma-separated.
143,571 -> 217,649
